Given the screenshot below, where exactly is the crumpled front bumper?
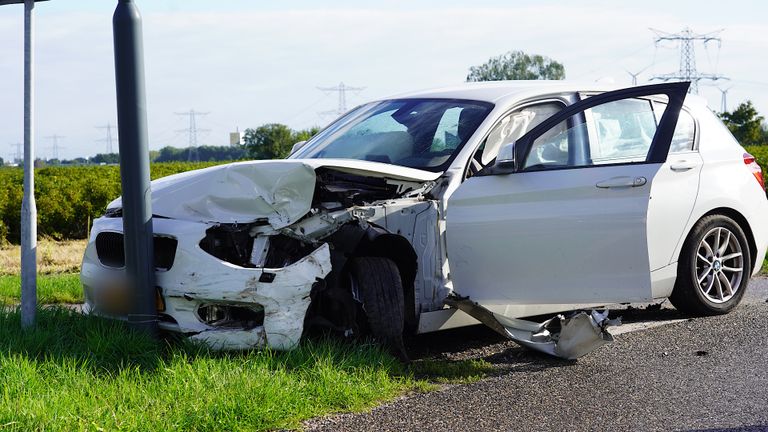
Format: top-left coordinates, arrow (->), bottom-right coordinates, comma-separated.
81,217 -> 332,350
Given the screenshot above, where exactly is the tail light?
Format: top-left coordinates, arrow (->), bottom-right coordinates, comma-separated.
744,153 -> 765,191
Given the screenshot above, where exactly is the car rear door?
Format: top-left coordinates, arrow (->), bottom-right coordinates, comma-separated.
446,82 -> 690,309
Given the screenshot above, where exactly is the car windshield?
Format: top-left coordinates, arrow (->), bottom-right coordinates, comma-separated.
291,98 -> 493,172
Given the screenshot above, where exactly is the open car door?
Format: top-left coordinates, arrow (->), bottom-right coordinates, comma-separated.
445,82 -> 690,357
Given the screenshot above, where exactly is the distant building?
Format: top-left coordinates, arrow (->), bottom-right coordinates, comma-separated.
229,129 -> 243,146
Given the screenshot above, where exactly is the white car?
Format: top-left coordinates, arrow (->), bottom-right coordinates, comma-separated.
81,81 -> 768,359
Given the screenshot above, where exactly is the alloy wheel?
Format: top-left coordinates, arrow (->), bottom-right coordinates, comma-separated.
695,227 -> 744,304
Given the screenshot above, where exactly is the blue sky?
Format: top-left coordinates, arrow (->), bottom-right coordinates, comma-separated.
1,0 -> 767,160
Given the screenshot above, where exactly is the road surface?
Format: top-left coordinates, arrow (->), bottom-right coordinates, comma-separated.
307,277 -> 768,432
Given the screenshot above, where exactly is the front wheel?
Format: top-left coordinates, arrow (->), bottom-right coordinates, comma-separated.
669,214 -> 752,316
348,257 -> 408,360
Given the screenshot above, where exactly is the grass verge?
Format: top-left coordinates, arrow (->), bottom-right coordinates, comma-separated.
410,358 -> 496,384
0,273 -> 83,304
762,256 -> 768,275
0,307 -> 434,431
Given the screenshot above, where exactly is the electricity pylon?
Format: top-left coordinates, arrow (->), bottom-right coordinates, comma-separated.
317,82 -> 365,117
175,109 -> 210,161
650,27 -> 729,94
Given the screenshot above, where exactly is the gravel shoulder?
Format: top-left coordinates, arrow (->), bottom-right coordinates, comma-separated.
306,277 -> 768,432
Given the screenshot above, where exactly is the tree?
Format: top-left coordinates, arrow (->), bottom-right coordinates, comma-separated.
293,126 -> 322,144
466,50 -> 565,82
243,124 -> 294,159
719,101 -> 766,146
243,124 -> 321,159
90,153 -> 120,164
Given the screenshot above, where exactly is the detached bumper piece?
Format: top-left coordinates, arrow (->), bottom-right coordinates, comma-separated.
445,297 -> 620,360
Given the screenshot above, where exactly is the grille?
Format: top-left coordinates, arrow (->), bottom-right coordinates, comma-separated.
95,232 -> 178,271
95,232 -> 124,267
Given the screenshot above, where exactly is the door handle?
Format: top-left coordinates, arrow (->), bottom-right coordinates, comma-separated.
595,176 -> 647,188
670,160 -> 698,172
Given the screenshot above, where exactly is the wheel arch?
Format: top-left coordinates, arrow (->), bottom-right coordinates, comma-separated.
322,222 -> 418,328
685,207 -> 757,271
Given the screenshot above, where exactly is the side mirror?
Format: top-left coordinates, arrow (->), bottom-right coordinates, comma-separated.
290,140 -> 307,155
496,141 -> 517,170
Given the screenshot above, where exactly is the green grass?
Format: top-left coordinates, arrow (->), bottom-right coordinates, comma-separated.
0,273 -> 83,304
410,358 -> 496,384
0,307 -> 436,431
762,256 -> 768,275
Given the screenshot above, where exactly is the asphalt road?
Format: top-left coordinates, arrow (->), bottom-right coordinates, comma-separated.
307,277 -> 768,432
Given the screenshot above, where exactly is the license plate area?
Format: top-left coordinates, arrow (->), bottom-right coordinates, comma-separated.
93,283 -> 165,314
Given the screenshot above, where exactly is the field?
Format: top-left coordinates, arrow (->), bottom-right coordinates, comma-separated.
0,239 -> 86,275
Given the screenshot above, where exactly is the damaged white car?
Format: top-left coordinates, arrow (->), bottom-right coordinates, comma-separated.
81,82 -> 768,359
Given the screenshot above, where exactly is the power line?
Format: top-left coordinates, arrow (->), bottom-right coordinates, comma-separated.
44,134 -> 65,160
650,27 -> 729,94
317,82 -> 365,117
96,122 -> 117,154
174,109 -> 210,161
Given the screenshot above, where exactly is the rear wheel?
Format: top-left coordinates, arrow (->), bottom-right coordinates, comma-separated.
348,257 -> 408,360
669,214 -> 751,315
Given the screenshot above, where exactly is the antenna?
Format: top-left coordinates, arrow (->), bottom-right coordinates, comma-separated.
44,134 -> 65,160
317,82 -> 365,117
96,122 -> 117,154
175,109 -> 210,161
650,27 -> 729,94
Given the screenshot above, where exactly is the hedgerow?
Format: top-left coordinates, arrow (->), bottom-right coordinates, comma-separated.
1,148 -> 766,245
0,162 -> 223,244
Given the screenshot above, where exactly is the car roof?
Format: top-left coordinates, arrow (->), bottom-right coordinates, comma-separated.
383,81 -> 615,103
376,80 -> 709,109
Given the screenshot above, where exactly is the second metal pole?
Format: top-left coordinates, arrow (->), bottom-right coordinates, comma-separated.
20,0 -> 37,329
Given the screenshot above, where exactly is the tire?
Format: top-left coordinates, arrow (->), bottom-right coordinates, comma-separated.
348,257 -> 408,361
669,214 -> 752,316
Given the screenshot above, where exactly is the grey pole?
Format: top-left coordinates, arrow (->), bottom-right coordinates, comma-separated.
20,0 -> 37,329
113,0 -> 157,336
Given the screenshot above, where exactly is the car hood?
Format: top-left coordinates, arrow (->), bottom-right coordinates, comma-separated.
107,159 -> 440,228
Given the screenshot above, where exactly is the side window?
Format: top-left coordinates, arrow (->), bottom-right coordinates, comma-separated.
523,119 -> 588,169
480,102 -> 563,166
653,101 -> 695,153
587,99 -> 657,165
523,96 -> 662,170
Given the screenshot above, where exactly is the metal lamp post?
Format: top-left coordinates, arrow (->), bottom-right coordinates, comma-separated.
0,0 -> 49,328
113,0 -> 157,336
